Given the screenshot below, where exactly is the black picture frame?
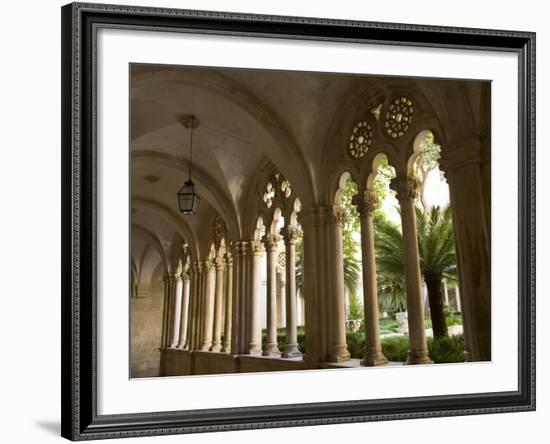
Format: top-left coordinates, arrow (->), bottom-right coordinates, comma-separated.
61,2 -> 536,440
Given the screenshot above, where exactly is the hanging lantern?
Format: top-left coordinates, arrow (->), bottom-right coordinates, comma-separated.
177,115 -> 200,215
178,179 -> 200,214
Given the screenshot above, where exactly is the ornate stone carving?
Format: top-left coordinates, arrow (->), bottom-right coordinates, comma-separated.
215,256 -> 226,271
281,225 -> 302,245
277,251 -> 286,268
348,120 -> 373,159
205,260 -> 216,273
250,240 -> 265,256
224,253 -> 233,267
390,176 -> 420,201
235,241 -> 249,256
332,205 -> 348,227
213,215 -> 228,243
354,190 -> 379,216
262,233 -> 282,251
384,96 -> 413,139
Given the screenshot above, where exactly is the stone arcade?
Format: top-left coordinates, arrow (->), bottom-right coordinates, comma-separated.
130,65 -> 490,377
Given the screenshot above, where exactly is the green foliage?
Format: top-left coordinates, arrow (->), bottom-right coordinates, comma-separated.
340,177 -> 360,260
379,318 -> 399,335
416,205 -> 457,287
372,156 -> 395,204
373,212 -> 407,313
381,336 -> 409,362
346,331 -> 365,359
378,334 -> 465,363
414,131 -> 442,212
428,334 -> 465,363
347,293 -> 364,320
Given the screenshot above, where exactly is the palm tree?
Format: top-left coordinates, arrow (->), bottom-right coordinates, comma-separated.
416,205 -> 457,337
374,206 -> 457,338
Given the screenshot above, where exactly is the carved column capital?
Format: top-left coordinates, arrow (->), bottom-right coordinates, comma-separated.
250,239 -> 265,256
205,260 -> 216,273
183,272 -> 191,282
332,205 -> 348,227
215,256 -> 226,271
235,241 -> 249,257
281,225 -> 302,245
390,175 -> 420,201
262,233 -> 282,251
353,190 -> 379,216
224,253 -> 233,267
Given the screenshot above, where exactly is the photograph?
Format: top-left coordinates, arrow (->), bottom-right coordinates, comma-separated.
129,63 -> 491,378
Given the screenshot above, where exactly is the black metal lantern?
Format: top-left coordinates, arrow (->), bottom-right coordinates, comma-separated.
178,180 -> 200,214
177,115 -> 200,215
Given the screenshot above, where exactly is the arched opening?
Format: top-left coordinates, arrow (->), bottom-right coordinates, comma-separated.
407,130 -> 460,340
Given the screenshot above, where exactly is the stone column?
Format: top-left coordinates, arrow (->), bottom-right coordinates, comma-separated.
211,257 -> 226,352
222,254 -> 233,353
200,261 -> 216,351
170,273 -> 184,348
355,191 -> 387,366
329,207 -> 351,362
391,176 -> 431,365
276,268 -> 286,328
263,233 -> 282,356
160,274 -> 173,348
188,262 -> 203,351
177,272 -> 191,349
231,242 -> 248,355
281,225 -> 302,358
247,240 -> 264,355
440,152 -> 491,362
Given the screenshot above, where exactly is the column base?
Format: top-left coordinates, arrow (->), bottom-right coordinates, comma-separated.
262,343 -> 281,356
361,350 -> 388,366
210,342 -> 222,352
221,343 -> 231,353
246,344 -> 262,356
200,343 -> 212,352
281,344 -> 302,359
328,345 -> 351,363
406,349 -> 432,365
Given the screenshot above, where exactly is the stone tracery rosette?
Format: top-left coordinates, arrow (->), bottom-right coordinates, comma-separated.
348,120 -> 373,159
384,96 -> 414,139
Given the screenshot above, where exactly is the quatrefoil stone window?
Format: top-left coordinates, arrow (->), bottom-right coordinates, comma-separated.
384,96 -> 414,139
348,121 -> 373,159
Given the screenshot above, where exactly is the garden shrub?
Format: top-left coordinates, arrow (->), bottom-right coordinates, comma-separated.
381,335 -> 409,362
428,334 -> 465,363
346,331 -> 365,359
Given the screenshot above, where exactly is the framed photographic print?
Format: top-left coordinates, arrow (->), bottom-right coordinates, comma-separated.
61,2 -> 536,440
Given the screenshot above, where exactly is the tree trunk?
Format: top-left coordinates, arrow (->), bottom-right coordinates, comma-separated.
425,274 -> 448,338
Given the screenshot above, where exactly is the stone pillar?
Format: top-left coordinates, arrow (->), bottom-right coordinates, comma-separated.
200,261 -> 216,351
222,254 -> 233,353
231,242 -> 248,355
247,240 -> 264,355
281,225 -> 302,358
188,262 -> 204,351
262,233 -> 282,356
391,176 -> 431,365
170,273 -> 184,348
441,157 -> 491,362
211,257 -> 226,352
160,274 -> 174,348
276,268 -> 286,328
328,206 -> 351,362
355,191 -> 387,366
177,272 -> 191,349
